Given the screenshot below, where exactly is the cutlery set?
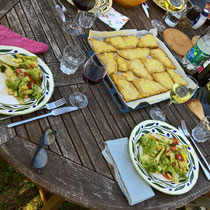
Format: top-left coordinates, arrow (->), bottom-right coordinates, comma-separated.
0,98 -> 78,128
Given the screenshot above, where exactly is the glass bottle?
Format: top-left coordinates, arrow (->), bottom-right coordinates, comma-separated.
182,26 -> 210,75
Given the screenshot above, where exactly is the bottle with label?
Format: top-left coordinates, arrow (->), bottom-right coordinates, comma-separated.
194,60 -> 210,86
182,27 -> 210,75
191,8 -> 209,29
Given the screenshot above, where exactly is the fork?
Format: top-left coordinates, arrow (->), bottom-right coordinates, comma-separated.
0,98 -> 66,121
181,120 -> 210,172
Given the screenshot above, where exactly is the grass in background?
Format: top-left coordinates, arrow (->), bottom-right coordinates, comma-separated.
0,157 -> 87,210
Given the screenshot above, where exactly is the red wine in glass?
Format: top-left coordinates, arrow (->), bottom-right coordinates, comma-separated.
72,0 -> 96,11
82,54 -> 107,85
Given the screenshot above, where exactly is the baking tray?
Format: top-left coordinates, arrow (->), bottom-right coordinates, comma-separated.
77,33 -> 190,113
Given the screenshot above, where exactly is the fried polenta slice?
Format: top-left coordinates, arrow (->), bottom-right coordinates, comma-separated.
97,53 -> 117,75
118,71 -> 136,81
141,58 -> 165,73
150,48 -> 176,69
104,36 -> 127,49
89,38 -> 116,53
117,48 -> 149,60
112,74 -> 142,102
128,59 -> 153,80
116,55 -> 128,72
153,72 -> 174,90
123,36 -> 139,48
137,34 -> 159,48
104,36 -> 138,49
166,68 -> 188,86
132,78 -> 166,97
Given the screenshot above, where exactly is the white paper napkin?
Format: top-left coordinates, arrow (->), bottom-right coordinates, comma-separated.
97,8 -> 129,30
102,137 -> 155,205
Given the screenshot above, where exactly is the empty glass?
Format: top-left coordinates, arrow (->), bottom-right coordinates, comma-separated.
60,45 -> 86,75
78,11 -> 97,29
192,116 -> 210,143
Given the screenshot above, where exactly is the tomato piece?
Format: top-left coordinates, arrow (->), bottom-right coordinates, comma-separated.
170,138 -> 179,145
170,146 -> 178,152
39,76 -> 42,80
162,173 -> 170,180
27,83 -> 32,89
175,154 -> 184,162
24,72 -> 38,84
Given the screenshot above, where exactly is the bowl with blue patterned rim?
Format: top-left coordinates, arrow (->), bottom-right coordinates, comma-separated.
128,120 -> 199,195
0,45 -> 54,116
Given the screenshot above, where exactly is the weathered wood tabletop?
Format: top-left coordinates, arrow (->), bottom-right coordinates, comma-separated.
0,0 -> 209,209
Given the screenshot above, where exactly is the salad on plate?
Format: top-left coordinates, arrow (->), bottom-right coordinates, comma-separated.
0,53 -> 43,104
139,133 -> 189,183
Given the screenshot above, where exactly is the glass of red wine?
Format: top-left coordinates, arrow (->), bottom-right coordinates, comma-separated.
63,0 -> 96,36
69,54 -> 108,108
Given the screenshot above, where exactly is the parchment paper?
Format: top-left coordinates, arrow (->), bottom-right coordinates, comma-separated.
88,29 -> 197,109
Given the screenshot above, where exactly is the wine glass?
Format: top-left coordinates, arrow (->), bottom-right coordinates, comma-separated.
69,54 -> 108,108
150,76 -> 199,121
151,0 -> 186,32
62,0 -> 96,36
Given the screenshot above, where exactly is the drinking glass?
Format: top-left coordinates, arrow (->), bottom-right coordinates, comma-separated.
63,0 -> 96,36
151,0 -> 186,32
60,45 -> 86,75
78,11 -> 97,29
150,75 -> 199,121
69,54 -> 108,108
192,116 -> 210,142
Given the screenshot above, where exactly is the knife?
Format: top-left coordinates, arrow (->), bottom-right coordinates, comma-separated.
7,106 -> 78,128
142,2 -> 150,18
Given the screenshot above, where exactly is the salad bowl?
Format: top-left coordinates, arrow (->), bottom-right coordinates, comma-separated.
0,45 -> 54,116
129,120 -> 199,195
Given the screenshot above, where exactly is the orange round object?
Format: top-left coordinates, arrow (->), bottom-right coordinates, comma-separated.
113,0 -> 147,8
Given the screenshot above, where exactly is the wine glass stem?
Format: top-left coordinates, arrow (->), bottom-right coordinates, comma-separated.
163,100 -> 173,110
72,10 -> 80,26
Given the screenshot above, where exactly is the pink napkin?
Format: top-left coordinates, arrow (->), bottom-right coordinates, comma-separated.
0,25 -> 48,54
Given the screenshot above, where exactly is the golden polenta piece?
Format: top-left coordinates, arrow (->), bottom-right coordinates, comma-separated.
89,38 -> 116,54
153,72 -> 174,90
117,48 -> 149,60
150,48 -> 176,69
141,58 -> 165,73
116,55 -> 128,72
97,53 -> 117,75
137,34 -> 159,48
128,59 -> 153,80
132,78 -> 166,98
112,74 -> 142,102
119,71 -> 136,81
104,36 -> 127,49
123,36 -> 139,48
166,69 -> 188,86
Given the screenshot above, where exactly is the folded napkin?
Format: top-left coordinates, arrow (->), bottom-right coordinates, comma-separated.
97,8 -> 129,31
102,137 -> 155,206
0,25 -> 48,54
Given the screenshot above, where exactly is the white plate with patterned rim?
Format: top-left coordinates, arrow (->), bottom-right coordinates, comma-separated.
67,0 -> 112,13
0,45 -> 54,116
128,120 -> 199,195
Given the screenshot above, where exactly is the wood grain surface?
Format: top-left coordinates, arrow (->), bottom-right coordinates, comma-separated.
0,0 -> 209,209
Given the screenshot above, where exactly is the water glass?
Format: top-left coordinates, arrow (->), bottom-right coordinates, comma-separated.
60,45 -> 86,75
192,116 -> 210,143
78,11 -> 97,29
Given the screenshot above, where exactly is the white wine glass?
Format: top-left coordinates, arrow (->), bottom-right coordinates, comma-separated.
151,0 -> 186,32
150,75 -> 199,121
